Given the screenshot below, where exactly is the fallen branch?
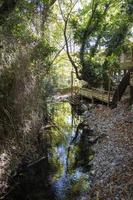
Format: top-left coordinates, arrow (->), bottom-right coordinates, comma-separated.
0,183 -> 19,200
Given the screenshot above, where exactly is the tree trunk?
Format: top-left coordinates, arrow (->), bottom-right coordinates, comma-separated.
111,67 -> 133,108
129,85 -> 133,105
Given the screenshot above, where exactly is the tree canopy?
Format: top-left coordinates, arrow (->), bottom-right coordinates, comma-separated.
60,0 -> 133,88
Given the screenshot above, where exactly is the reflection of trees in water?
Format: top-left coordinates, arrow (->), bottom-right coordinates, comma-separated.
67,121 -> 94,173
5,102 -> 92,200
48,102 -> 75,180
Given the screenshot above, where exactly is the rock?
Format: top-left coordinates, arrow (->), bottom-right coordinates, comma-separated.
90,170 -> 95,175
81,104 -> 88,112
82,111 -> 90,118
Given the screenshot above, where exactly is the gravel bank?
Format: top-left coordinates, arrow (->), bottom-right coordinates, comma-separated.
83,103 -> 133,200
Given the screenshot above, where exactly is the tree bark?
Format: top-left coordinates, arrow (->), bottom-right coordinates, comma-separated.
111,67 -> 133,108
129,85 -> 133,105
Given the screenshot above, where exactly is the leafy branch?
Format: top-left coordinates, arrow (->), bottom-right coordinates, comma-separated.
58,0 -> 82,79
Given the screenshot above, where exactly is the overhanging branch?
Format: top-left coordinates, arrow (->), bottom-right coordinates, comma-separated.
64,18 -> 82,80
90,1 -> 111,57
58,0 -> 81,80
79,1 -> 98,66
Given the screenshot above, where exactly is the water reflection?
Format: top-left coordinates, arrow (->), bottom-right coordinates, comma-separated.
5,102 -> 91,200
48,102 -> 90,200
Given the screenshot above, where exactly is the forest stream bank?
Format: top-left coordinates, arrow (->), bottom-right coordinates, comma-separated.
81,101 -> 133,200
0,99 -> 133,200
0,101 -> 93,200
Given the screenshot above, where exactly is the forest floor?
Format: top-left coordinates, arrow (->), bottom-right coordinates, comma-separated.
83,101 -> 133,200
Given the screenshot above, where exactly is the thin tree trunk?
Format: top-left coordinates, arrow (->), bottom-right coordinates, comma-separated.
129,85 -> 133,105
111,67 -> 133,108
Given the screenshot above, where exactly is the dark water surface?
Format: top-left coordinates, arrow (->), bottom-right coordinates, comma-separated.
48,102 -> 90,200
5,102 -> 92,200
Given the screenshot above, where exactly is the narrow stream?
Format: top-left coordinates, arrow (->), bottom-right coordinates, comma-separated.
5,101 -> 93,200
48,102 -> 90,200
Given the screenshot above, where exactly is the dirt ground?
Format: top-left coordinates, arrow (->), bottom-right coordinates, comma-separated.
84,102 -> 133,200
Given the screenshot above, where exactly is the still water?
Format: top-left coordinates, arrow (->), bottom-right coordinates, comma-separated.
5,102 -> 92,200
48,102 -> 90,200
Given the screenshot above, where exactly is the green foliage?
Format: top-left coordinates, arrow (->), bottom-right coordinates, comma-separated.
31,39 -> 56,62
0,65 -> 15,105
0,0 -> 58,144
67,0 -> 133,88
